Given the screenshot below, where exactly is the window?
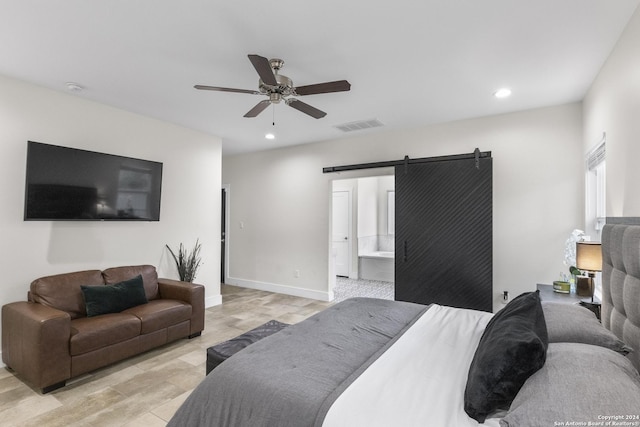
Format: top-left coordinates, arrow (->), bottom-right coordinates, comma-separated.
585,135 -> 606,241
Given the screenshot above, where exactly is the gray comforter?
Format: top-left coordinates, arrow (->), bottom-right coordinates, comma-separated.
168,297 -> 429,427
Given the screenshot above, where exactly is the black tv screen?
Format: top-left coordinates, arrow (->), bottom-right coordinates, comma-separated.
24,141 -> 163,221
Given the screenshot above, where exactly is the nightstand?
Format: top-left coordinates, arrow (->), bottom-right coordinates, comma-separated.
537,283 -> 601,320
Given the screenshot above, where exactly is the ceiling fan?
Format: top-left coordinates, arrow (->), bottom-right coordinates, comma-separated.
195,54 -> 351,119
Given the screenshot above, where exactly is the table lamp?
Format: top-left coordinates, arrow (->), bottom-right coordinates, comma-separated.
575,241 -> 602,302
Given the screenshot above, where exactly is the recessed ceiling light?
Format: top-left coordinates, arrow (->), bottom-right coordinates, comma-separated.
65,82 -> 83,92
265,133 -> 275,140
494,88 -> 512,98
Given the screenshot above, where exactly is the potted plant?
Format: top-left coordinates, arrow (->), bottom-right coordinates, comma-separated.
558,229 -> 586,293
166,239 -> 202,282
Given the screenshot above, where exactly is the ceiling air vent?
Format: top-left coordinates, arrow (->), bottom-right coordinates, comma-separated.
334,119 -> 384,133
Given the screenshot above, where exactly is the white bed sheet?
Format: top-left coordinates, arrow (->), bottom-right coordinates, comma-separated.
322,304 -> 501,427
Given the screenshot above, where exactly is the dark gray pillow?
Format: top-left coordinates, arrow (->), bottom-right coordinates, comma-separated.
81,274 -> 147,317
542,301 -> 632,354
501,342 -> 640,426
464,291 -> 548,423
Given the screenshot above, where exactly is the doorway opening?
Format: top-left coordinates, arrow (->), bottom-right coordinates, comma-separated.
221,186 -> 229,284
331,174 -> 395,302
326,149 -> 492,311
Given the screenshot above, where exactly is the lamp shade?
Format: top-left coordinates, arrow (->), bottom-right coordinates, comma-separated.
575,242 -> 602,272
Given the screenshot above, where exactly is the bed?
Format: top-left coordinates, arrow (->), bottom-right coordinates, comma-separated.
169,223 -> 640,426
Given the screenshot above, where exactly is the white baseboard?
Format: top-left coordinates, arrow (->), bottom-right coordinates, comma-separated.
226,277 -> 332,302
205,294 -> 223,308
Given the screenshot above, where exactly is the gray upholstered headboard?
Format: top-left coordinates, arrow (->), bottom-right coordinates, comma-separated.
601,224 -> 640,372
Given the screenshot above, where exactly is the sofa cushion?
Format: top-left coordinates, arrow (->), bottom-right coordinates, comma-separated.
30,270 -> 104,319
123,299 -> 192,334
81,275 -> 148,317
70,313 -> 141,355
102,265 -> 159,300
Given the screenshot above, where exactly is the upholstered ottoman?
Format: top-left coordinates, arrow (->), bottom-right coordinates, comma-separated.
206,320 -> 289,374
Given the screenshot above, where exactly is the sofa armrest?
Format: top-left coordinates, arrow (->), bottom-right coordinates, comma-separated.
157,279 -> 205,335
2,302 -> 71,391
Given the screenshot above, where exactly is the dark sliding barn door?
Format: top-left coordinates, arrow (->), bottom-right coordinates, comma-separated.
395,156 -> 492,312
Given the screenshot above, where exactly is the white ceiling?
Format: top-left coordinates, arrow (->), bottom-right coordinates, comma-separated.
1,1 -> 638,155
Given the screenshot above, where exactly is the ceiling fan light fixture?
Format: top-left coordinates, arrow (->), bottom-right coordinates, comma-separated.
195,54 -> 350,119
494,88 -> 512,98
270,93 -> 282,104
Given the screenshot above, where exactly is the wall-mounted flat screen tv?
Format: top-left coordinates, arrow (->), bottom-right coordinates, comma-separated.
24,141 -> 163,221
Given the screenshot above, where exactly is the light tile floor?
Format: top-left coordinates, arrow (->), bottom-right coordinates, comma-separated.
0,285 -> 332,427
333,276 -> 394,302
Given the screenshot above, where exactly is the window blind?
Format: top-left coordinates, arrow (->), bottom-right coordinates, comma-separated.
587,140 -> 606,170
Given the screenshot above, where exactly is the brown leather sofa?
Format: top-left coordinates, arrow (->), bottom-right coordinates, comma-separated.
1,265 -> 204,393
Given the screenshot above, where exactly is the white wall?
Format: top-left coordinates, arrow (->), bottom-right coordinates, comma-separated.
583,5 -> 640,217
357,177 -> 378,238
376,176 -> 395,237
223,103 -> 584,309
355,175 -> 395,239
0,75 -> 223,336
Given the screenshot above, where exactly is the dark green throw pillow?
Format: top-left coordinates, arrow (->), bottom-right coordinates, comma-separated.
81,274 -> 148,317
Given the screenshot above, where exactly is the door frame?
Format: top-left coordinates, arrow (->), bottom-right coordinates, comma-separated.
221,184 -> 230,285
329,172 -> 398,293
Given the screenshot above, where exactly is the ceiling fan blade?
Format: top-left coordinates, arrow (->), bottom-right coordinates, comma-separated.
194,85 -> 260,95
287,99 -> 327,119
294,80 -> 351,96
244,100 -> 271,118
248,54 -> 277,86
